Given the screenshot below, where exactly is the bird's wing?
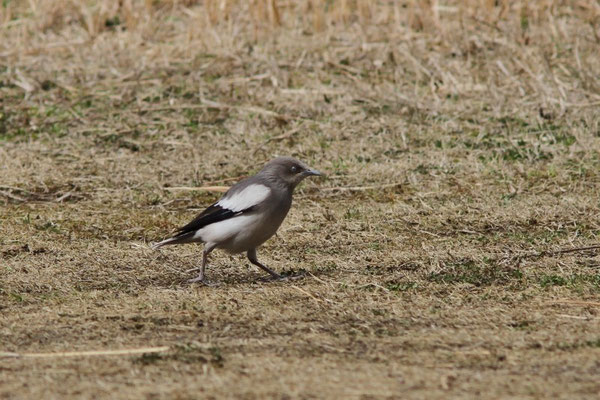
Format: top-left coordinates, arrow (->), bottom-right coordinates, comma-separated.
174,183 -> 271,236
216,182 -> 271,212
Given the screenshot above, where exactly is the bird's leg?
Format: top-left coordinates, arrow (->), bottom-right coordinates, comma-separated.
247,248 -> 282,279
187,250 -> 208,283
188,244 -> 217,285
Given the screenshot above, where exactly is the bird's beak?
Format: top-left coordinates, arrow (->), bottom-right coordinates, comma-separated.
305,168 -> 322,177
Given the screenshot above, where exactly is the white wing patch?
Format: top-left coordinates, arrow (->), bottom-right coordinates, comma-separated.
217,184 -> 271,212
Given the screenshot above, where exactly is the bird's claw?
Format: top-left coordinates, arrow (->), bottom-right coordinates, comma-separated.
187,276 -> 220,287
279,274 -> 305,282
259,271 -> 305,282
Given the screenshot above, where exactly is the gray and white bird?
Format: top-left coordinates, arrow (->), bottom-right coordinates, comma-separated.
152,157 -> 322,284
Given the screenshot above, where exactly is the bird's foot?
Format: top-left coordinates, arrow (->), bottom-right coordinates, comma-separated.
278,274 -> 305,282
259,270 -> 306,282
187,275 -> 220,287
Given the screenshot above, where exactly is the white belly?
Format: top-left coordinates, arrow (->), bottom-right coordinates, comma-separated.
193,213 -> 280,254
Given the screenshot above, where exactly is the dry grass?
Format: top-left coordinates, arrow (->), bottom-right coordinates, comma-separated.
2,0 -> 600,398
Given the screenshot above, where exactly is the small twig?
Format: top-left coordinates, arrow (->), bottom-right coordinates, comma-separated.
130,104 -> 210,113
253,125 -> 303,154
307,273 -> 390,292
67,107 -> 89,125
539,245 -> 600,257
419,229 -> 440,238
290,285 -> 334,304
327,61 -> 361,75
0,185 -> 35,195
290,285 -> 323,304
470,15 -> 504,33
127,101 -> 294,122
164,186 -> 230,193
0,40 -> 87,58
0,346 -> 170,359
517,244 -> 600,258
307,272 -> 329,285
55,192 -> 73,202
208,175 -> 247,184
556,314 -> 594,320
0,190 -> 27,202
218,72 -> 270,84
321,182 -> 401,192
504,245 -> 600,263
544,300 -> 600,307
564,100 -> 600,108
355,283 -> 391,292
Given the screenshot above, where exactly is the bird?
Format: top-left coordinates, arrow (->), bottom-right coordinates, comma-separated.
152,157 -> 322,284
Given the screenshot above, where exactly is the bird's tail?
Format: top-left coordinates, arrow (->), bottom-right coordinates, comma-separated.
150,232 -> 197,250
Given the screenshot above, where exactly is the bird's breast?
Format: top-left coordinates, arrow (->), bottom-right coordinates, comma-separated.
222,198 -> 291,253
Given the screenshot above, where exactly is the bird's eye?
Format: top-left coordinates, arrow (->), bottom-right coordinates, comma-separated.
290,166 -> 298,173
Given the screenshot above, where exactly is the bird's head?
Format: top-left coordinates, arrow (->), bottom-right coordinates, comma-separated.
260,157 -> 322,189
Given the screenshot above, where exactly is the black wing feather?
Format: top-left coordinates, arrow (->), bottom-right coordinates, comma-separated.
173,203 -> 237,237
173,202 -> 257,238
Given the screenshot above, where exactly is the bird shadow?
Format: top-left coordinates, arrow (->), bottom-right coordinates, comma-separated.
168,267 -> 310,288
138,252 -> 322,288
209,268 -> 309,287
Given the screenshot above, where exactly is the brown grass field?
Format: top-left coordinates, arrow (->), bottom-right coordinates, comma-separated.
2,0 -> 600,398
